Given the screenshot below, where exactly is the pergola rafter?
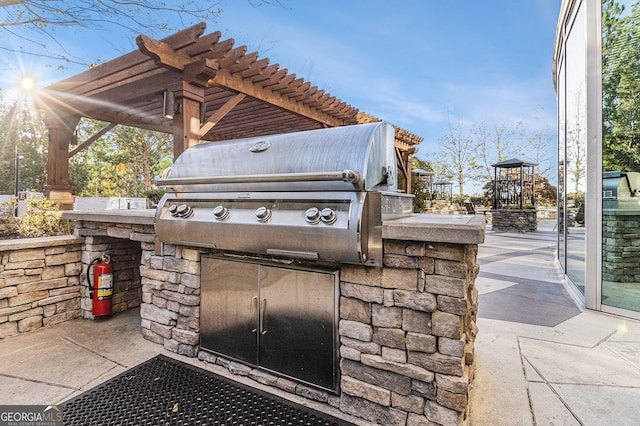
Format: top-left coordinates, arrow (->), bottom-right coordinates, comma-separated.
38,23 -> 422,208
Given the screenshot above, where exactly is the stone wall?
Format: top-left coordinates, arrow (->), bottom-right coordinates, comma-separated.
491,209 -> 537,232
0,236 -> 84,339
603,212 -> 640,283
65,212 -> 483,426
75,221 -> 154,319
336,240 -> 479,425
139,244 -> 201,357
193,238 -> 480,426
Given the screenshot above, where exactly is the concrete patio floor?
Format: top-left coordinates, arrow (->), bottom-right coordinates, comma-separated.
470,220 -> 640,426
0,307 -> 367,425
1,219 -> 639,425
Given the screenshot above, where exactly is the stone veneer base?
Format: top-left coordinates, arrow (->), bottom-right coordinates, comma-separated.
57,210 -> 485,426
490,209 -> 537,232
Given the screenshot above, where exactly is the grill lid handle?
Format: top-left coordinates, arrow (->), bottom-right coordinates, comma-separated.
155,169 -> 361,187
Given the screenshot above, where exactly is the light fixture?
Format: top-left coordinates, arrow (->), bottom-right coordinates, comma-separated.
14,150 -> 24,217
163,90 -> 175,119
200,101 -> 207,123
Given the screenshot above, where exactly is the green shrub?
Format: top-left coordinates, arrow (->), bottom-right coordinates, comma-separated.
143,188 -> 165,205
17,195 -> 71,238
0,198 -> 18,235
451,194 -> 466,204
469,195 -> 487,205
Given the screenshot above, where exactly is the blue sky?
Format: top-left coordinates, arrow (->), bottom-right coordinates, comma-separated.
1,0 -> 562,193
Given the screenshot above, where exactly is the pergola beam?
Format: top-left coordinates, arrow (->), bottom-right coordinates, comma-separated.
69,122 -> 118,157
199,93 -> 246,138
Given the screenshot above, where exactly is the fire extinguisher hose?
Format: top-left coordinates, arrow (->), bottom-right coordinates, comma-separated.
87,256 -> 102,297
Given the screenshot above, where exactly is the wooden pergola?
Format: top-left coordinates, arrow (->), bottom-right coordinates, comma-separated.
37,23 -> 422,209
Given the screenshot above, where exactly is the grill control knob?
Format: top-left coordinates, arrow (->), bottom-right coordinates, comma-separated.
176,204 -> 193,218
255,206 -> 272,222
305,207 -> 321,224
212,205 -> 229,221
320,208 -> 337,224
168,204 -> 178,216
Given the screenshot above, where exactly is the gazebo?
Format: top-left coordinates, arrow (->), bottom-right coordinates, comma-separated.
36,23 -> 423,209
412,168 -> 434,192
491,158 -> 537,209
491,158 -> 538,232
432,181 -> 453,201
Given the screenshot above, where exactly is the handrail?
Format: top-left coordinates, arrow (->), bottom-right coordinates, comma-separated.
155,169 -> 360,187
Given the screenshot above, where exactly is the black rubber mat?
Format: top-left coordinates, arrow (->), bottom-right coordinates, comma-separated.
60,354 -> 353,426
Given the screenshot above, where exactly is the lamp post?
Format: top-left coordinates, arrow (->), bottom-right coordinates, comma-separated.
14,149 -> 24,216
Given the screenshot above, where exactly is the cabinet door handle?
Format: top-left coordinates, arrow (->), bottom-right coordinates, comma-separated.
251,296 -> 258,333
260,298 -> 267,335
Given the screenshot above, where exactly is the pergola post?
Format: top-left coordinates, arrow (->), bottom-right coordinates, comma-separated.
44,114 -> 80,210
168,82 -> 205,159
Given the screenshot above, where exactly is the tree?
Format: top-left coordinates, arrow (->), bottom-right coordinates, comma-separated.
0,1 -> 215,67
433,115 -> 481,195
69,119 -> 172,197
602,0 -> 640,172
534,174 -> 557,206
523,107 -> 555,180
471,120 -> 525,184
411,158 -> 434,213
0,94 -> 48,194
566,95 -> 587,193
0,0 -> 275,68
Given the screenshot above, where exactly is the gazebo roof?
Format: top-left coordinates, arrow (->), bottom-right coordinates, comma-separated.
412,168 -> 434,176
491,158 -> 538,168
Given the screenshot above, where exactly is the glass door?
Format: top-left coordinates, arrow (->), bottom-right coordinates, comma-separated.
565,1 -> 587,294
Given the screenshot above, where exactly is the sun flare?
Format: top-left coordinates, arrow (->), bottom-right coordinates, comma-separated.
19,76 -> 35,92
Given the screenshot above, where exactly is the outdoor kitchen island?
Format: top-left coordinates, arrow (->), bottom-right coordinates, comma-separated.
64,209 -> 484,426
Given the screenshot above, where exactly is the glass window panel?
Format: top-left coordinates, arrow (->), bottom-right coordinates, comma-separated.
601,0 -> 640,311
558,57 -> 566,272
565,2 -> 587,294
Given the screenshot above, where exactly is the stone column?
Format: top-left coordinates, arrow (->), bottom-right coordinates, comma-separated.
337,214 -> 484,425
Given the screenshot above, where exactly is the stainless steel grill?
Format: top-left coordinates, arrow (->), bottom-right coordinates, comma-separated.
155,122 -> 413,266
603,171 -> 640,208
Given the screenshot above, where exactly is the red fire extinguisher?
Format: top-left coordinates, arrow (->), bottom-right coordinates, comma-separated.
88,255 -> 113,317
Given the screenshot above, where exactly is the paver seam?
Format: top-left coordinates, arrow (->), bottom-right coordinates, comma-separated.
62,336 -> 127,368
603,341 -> 640,373
478,245 -> 556,266
517,329 -> 618,350
52,364 -> 124,405
524,381 -> 640,389
519,344 -> 585,426
0,372 -> 76,390
516,338 -> 538,426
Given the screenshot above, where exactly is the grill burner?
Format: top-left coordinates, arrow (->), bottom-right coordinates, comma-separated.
155,123 -> 413,266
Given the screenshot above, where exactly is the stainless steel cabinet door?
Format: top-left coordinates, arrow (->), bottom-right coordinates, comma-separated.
200,257 -> 259,364
258,265 -> 338,390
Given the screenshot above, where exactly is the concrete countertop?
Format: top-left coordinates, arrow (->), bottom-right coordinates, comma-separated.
62,209 -> 156,226
383,213 -> 486,244
62,210 -> 486,245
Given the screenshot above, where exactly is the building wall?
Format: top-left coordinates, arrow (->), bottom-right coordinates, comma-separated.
555,0 -> 640,318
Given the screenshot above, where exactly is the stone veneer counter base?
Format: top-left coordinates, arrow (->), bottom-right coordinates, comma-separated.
57,209 -> 485,426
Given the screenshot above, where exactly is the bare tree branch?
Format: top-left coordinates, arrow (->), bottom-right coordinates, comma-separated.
0,0 -> 249,67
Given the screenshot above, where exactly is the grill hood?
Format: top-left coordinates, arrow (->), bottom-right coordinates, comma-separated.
156,122 -> 396,193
